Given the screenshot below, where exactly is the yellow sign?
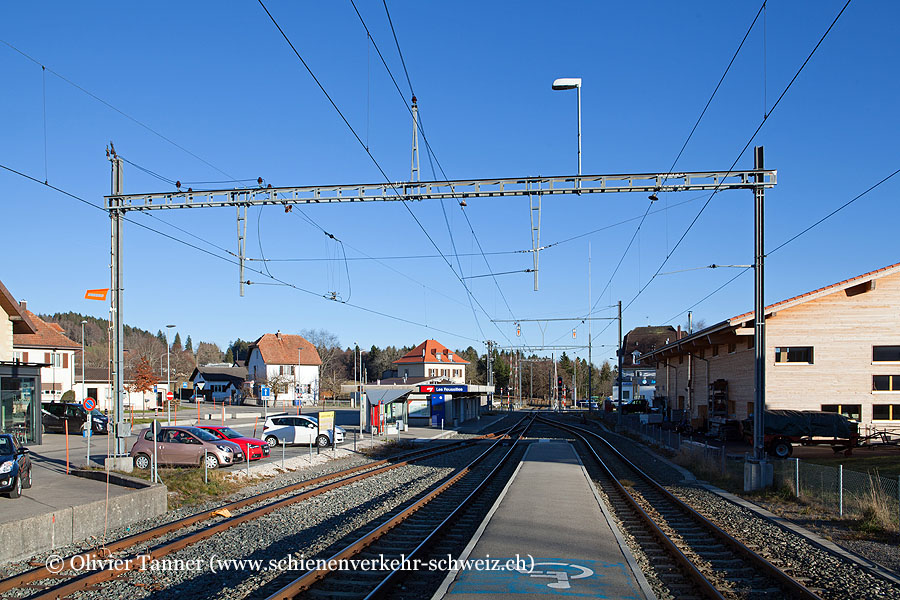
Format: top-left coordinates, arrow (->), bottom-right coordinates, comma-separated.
318,410 -> 335,434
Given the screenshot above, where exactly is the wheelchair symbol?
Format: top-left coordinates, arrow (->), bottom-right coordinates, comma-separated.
518,562 -> 594,590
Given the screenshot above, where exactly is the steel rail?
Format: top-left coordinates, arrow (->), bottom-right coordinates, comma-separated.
264,414 -> 535,600
3,423 -> 514,599
538,416 -> 822,600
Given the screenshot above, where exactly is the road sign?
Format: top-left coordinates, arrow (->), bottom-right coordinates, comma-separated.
261,386 -> 270,398
166,391 -> 174,401
153,385 -> 157,393
83,397 -> 96,412
196,381 -> 206,390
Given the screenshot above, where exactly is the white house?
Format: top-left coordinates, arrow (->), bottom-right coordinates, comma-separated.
392,340 -> 469,384
12,303 -> 80,402
246,331 -> 321,406
74,367 -> 170,412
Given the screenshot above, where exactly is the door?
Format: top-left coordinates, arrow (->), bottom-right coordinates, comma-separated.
165,430 -> 203,465
293,417 -> 316,444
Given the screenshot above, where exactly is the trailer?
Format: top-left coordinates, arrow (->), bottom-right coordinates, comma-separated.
743,410 -> 860,458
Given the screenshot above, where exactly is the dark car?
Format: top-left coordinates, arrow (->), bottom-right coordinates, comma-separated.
41,402 -> 109,434
0,434 -> 32,498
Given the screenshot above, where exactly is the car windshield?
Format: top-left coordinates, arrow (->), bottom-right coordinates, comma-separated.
188,428 -> 220,442
0,437 -> 12,455
218,428 -> 242,439
90,409 -> 105,417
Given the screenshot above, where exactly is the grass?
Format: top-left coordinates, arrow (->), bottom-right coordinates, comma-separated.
128,467 -> 248,509
671,446 -> 742,491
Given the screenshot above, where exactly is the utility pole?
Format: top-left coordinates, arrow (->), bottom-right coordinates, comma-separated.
748,145 -> 771,490
485,341 -> 494,409
553,352 -> 558,411
687,310 -> 693,426
588,243 -> 593,412
617,300 -> 623,428
410,96 -> 420,183
108,146 -> 126,457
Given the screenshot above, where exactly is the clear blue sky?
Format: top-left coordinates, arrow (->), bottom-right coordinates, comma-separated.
2,1 -> 898,360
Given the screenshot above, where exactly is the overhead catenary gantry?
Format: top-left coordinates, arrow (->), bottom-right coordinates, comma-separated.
104,155 -> 776,456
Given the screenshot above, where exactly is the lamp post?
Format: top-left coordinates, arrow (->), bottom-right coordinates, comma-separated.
552,77 -> 582,176
80,321 -> 87,402
165,325 -> 176,425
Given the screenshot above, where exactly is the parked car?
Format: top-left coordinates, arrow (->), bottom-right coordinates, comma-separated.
197,426 -> 270,461
129,426 -> 244,470
41,402 -> 109,434
262,415 -> 345,448
0,434 -> 32,499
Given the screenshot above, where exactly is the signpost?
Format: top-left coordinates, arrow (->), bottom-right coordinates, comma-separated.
261,386 -> 270,420
318,410 -> 335,454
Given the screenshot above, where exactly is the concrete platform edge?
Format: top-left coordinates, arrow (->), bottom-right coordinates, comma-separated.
698,482 -> 900,586
0,481 -> 167,565
575,446 -> 657,600
430,449 -> 526,600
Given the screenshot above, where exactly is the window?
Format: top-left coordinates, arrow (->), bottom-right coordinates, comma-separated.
728,343 -> 737,354
873,346 -> 900,362
873,375 -> 900,391
873,404 -> 900,420
622,390 -> 630,400
821,404 -> 862,420
13,351 -> 22,362
712,345 -> 719,357
50,353 -> 62,368
775,347 -> 814,364
747,337 -> 754,349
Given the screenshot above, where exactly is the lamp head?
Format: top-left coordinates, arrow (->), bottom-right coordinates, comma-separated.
552,77 -> 582,90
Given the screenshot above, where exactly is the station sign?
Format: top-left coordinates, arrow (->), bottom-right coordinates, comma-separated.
418,385 -> 467,394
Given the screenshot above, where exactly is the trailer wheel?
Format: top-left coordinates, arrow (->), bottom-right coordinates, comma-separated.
772,439 -> 793,459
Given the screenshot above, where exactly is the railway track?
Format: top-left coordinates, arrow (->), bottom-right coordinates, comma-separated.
258,414 -> 536,600
0,417 -> 521,600
536,416 -> 823,600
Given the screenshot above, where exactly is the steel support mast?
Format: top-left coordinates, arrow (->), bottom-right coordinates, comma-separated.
108,150 -> 127,456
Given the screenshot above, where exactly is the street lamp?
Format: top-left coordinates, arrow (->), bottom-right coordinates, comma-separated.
165,324 -> 176,425
80,321 -> 87,404
552,77 -> 582,176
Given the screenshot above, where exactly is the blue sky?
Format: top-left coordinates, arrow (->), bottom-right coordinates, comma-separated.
2,1 -> 898,359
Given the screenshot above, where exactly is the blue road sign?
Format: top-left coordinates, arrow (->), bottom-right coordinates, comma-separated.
261,386 -> 271,398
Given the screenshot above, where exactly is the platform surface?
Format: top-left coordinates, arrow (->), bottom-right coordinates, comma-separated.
440,441 -> 649,599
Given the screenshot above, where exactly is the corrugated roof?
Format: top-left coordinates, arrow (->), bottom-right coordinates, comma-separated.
393,339 -> 469,365
248,332 -> 322,366
14,310 -> 81,349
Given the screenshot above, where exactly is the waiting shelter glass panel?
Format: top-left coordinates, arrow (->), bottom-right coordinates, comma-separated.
1,377 -> 38,443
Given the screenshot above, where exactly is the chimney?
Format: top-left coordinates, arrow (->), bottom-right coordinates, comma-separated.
676,325 -> 682,340
19,300 -> 26,311
276,330 -> 282,340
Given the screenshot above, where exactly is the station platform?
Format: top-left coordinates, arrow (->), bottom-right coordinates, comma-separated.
435,441 -> 654,599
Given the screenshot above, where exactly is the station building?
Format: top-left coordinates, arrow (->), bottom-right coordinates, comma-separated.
640,262 -> 900,434
0,281 -> 43,443
348,340 -> 491,433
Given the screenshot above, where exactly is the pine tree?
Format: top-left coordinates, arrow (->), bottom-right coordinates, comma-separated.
185,335 -> 193,352
224,348 -> 234,364
172,332 -> 182,352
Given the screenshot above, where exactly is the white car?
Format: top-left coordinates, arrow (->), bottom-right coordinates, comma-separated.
262,415 -> 345,448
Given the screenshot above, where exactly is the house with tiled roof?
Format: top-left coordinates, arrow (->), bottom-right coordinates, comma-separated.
0,281 -> 44,442
246,331 -> 320,405
639,261 -> 900,432
189,365 -> 248,405
13,302 -> 80,402
392,340 -> 469,384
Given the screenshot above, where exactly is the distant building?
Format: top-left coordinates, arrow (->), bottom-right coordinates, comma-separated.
190,365 -> 248,405
246,331 -> 321,405
74,367 -> 169,412
640,262 -> 900,431
12,302 -> 80,403
391,340 -> 469,384
613,326 -> 676,404
0,281 -> 43,443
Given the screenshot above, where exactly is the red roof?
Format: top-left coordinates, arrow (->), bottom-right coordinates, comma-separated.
393,340 -> 469,365
13,310 -> 81,350
249,332 -> 321,366
730,261 -> 900,324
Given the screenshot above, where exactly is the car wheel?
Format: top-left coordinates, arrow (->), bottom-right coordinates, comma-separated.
265,435 -> 279,448
204,453 -> 220,470
772,440 -> 793,459
23,468 -> 32,489
134,453 -> 151,470
8,476 -> 21,499
316,434 -> 330,448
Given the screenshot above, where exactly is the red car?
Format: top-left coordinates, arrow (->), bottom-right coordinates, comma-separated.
198,426 -> 271,461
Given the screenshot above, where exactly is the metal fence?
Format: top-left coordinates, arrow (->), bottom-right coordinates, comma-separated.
774,458 -> 900,529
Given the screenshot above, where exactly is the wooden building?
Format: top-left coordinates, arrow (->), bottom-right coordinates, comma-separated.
640,262 -> 900,431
